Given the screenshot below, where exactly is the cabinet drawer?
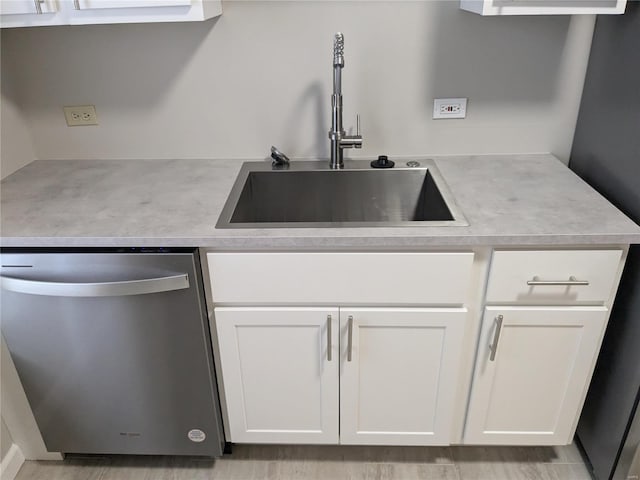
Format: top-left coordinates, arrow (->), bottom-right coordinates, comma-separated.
486,250 -> 622,304
207,252 -> 474,305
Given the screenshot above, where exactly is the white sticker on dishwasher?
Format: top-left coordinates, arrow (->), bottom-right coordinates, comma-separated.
188,429 -> 206,443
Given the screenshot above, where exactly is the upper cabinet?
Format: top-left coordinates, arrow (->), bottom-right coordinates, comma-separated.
0,0 -> 221,28
0,0 -> 65,28
460,0 -> 627,15
1,0 -> 57,15
67,0 -> 221,25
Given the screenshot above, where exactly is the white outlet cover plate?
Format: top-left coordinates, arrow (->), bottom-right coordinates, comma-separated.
63,105 -> 98,126
433,98 -> 467,119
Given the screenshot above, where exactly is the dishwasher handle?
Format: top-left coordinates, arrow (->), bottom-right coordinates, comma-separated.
0,273 -> 189,297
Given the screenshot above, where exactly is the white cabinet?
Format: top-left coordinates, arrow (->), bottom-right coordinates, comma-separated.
209,251 -> 475,446
464,306 -> 607,445
208,248 -> 625,448
214,307 -> 339,444
460,0 -> 626,15
67,0 -> 221,26
76,0 -> 191,7
215,306 -> 468,446
464,249 -> 622,445
1,0 -> 57,15
0,0 -> 65,28
1,0 -> 221,28
340,308 -> 466,446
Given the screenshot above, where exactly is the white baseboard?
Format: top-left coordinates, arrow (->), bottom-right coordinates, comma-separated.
0,444 -> 25,480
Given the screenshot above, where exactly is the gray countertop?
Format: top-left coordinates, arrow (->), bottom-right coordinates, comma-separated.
2,154 -> 640,248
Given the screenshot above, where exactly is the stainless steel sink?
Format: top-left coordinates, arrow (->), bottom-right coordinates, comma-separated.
216,159 -> 468,228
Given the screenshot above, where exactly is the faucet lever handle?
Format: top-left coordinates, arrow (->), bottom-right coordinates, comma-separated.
353,114 -> 363,149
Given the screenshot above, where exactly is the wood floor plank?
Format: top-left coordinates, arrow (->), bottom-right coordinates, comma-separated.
15,458 -> 107,480
212,460 -> 460,480
357,463 -> 460,480
11,444 -> 590,480
452,447 -> 556,480
544,463 -> 593,480
455,462 -> 552,480
98,456 -> 216,480
545,444 -> 586,464
451,446 -> 550,463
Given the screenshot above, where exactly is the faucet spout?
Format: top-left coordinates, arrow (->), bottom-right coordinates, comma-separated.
328,32 -> 362,169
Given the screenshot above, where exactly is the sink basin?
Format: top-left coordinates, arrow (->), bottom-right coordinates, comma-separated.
216,159 -> 468,228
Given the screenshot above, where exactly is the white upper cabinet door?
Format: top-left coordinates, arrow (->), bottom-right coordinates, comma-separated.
339,308 -> 467,446
68,0 -> 221,25
460,0 -> 626,15
1,0 -> 56,14
1,0 -> 65,28
2,0 -> 220,27
464,306 -> 608,445
76,0 -> 191,8
214,307 -> 339,444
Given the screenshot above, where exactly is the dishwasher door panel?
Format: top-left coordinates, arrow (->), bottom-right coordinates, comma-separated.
0,252 -> 223,456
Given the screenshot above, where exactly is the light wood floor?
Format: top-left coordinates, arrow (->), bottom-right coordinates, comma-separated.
14,444 -> 593,480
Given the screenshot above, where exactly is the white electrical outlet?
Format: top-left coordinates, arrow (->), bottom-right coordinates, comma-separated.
433,98 -> 467,119
63,105 -> 98,126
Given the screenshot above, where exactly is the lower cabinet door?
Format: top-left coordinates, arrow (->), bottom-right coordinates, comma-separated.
464,306 -> 608,445
339,308 -> 467,445
215,307 -> 339,444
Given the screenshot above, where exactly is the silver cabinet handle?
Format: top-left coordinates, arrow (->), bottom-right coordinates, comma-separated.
347,315 -> 354,362
0,274 -> 189,297
74,0 -> 81,10
527,276 -> 589,286
34,0 -> 43,14
327,315 -> 332,362
489,315 -> 504,362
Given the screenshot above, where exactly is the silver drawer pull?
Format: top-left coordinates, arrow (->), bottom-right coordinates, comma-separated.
527,276 -> 589,286
327,315 -> 332,362
489,315 -> 503,362
347,315 -> 354,362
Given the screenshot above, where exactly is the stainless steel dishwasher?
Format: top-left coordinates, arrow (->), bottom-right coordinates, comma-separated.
0,249 -> 224,456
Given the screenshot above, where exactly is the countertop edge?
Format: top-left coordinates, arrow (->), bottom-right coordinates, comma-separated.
2,234 -> 639,249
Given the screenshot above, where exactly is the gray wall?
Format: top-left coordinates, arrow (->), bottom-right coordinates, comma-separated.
0,37 -> 36,179
1,418 -> 13,461
1,1 -> 594,170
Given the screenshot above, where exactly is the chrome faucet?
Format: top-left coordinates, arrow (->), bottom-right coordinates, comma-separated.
328,33 -> 363,169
